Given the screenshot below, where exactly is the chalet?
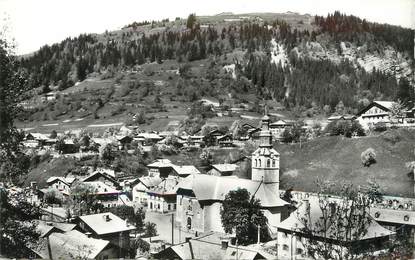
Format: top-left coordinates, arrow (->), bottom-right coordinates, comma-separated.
203,129 -> 226,146
327,114 -> 356,122
135,132 -> 164,145
116,135 -> 133,149
356,101 -> 396,130
147,159 -> 173,178
276,198 -> 395,259
147,176 -> 179,213
188,135 -> 205,147
24,133 -> 50,147
77,212 -> 136,258
46,177 -> 76,195
199,97 -> 220,108
207,164 -> 238,176
82,181 -> 126,208
131,176 -> 163,205
217,134 -> 233,147
82,171 -> 120,190
269,120 -> 293,140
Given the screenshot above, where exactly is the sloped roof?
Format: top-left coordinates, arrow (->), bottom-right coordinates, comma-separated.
356,100 -> 398,116
81,171 -> 118,184
270,119 -> 293,127
147,159 -> 173,168
49,230 -> 109,259
137,176 -> 163,189
155,234 -> 270,260
371,207 -> 415,226
211,164 -> 238,173
148,176 -> 179,195
171,165 -> 201,176
278,197 -> 394,241
83,181 -> 121,195
27,133 -> 48,140
176,175 -> 288,208
252,147 -> 280,157
46,176 -> 76,185
78,212 -> 136,235
374,101 -> 396,110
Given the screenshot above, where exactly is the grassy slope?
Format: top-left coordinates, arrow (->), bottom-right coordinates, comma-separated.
279,128 -> 415,197
23,157 -> 77,188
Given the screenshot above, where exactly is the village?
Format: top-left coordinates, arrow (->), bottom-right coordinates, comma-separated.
1,98 -> 414,259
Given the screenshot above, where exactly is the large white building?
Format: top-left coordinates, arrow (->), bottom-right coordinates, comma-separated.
356,101 -> 396,130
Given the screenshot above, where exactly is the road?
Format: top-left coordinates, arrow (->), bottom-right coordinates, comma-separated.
145,211 -> 195,245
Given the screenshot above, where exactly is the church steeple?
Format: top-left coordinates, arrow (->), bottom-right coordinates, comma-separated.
251,105 -> 280,194
259,106 -> 272,148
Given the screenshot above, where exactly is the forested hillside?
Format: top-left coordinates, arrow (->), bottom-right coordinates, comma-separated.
18,11 -> 414,120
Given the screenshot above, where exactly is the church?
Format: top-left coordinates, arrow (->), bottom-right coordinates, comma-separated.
175,112 -> 289,235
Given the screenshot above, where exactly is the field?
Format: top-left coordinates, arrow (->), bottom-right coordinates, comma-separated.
279,128 -> 415,197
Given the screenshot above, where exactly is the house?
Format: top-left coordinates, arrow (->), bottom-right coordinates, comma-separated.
207,164 -> 238,176
187,135 -> 205,147
356,101 -> 397,130
24,133 -> 49,147
82,171 -> 120,190
175,113 -> 289,234
203,129 -> 226,146
77,212 -> 136,257
147,176 -> 179,213
135,132 -> 164,145
269,120 -> 293,140
82,181 -> 124,208
276,198 -> 395,259
171,165 -> 201,178
327,114 -> 356,122
30,229 -> 118,259
132,176 -> 163,205
147,159 -> 173,177
153,233 -> 273,260
217,134 -> 233,147
199,97 -> 220,108
46,177 -> 76,195
116,135 -> 133,150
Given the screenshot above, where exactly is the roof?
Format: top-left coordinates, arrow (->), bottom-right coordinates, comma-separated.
147,159 -> 173,168
81,171 -> 118,184
46,176 -> 76,185
252,147 -> 280,157
176,174 -> 288,207
78,212 -> 136,235
136,176 -> 163,189
327,115 -> 356,121
27,133 -> 48,140
171,165 -> 201,176
356,100 -> 397,116
41,206 -> 68,220
147,176 -> 179,195
49,230 -> 109,259
137,132 -> 163,140
83,181 -> 121,195
371,207 -> 415,226
35,220 -> 76,237
270,120 -> 293,127
211,164 -> 238,173
278,197 -> 395,241
154,233 -> 271,260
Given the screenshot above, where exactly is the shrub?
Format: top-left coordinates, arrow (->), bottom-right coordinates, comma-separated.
361,148 -> 376,167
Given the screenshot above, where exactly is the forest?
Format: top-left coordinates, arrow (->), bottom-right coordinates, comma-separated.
18,12 -> 414,113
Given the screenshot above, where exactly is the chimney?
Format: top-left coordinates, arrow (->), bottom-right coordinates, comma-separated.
85,232 -> 92,238
161,244 -> 166,250
185,236 -> 192,243
104,214 -> 111,222
221,239 -> 229,250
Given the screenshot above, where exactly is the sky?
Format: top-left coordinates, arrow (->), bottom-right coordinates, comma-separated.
0,0 -> 414,55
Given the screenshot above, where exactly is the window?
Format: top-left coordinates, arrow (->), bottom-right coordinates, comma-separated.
267,159 -> 270,167
258,159 -> 261,167
296,248 -> 303,255
168,204 -> 171,211
150,202 -> 153,209
283,244 -> 289,251
255,159 -> 257,167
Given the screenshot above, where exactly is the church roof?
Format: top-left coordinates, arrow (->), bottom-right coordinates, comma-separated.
252,147 -> 280,156
176,175 -> 288,208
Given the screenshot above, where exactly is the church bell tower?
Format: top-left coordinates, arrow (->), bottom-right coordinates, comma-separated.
251,108 -> 280,195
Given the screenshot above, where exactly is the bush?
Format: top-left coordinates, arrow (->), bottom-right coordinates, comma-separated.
361,148 -> 376,167
325,120 -> 365,137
